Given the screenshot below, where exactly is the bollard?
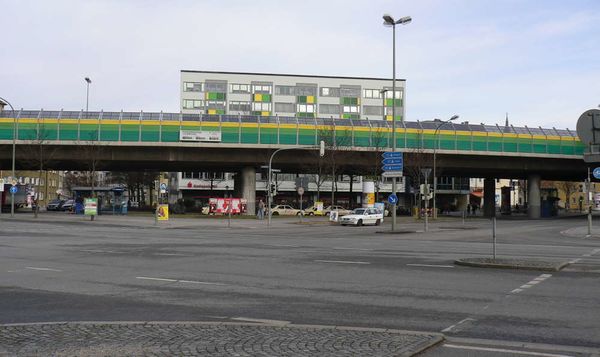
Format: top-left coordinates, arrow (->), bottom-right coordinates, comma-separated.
492,217 -> 497,260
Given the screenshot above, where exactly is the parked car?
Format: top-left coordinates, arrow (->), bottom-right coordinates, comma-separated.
46,199 -> 65,211
303,205 -> 324,216
60,199 -> 75,212
270,205 -> 302,216
323,205 -> 352,216
339,208 -> 384,226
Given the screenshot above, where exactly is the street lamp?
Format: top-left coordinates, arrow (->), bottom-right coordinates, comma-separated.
84,77 -> 92,112
382,13 -> 411,232
433,115 -> 459,219
0,97 -> 16,217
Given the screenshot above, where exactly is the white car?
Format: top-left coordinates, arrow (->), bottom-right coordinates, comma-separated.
270,205 -> 302,216
339,208 -> 384,226
323,205 -> 352,216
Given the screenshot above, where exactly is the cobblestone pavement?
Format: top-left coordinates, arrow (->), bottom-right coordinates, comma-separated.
0,322 -> 442,357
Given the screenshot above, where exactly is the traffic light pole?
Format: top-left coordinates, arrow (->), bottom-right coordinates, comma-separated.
267,142 -> 325,227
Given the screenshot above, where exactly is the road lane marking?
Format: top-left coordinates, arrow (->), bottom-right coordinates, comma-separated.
568,258 -> 582,264
264,244 -> 300,248
154,253 -> 189,256
406,264 -> 454,268
178,280 -> 226,286
511,274 -> 552,294
441,317 -> 476,333
79,249 -> 123,254
332,247 -> 374,251
136,276 -> 177,283
136,276 -> 227,286
25,267 -> 62,272
314,260 -> 370,265
231,317 -> 290,325
443,344 -> 574,357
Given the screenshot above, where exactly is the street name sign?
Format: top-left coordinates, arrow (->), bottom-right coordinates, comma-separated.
382,171 -> 403,178
382,158 -> 403,165
382,152 -> 403,159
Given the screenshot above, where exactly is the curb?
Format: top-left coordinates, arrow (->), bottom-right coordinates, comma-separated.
454,259 -> 570,272
0,321 -> 445,356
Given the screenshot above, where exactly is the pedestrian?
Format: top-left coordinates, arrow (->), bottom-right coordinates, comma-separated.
257,199 -> 265,220
466,203 -> 471,215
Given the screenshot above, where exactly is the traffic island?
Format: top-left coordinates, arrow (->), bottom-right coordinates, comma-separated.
455,257 -> 569,272
0,321 -> 444,357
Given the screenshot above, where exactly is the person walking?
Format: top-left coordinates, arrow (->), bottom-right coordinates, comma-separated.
257,199 -> 265,220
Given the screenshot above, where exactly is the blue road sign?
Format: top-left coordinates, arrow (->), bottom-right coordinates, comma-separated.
382,164 -> 403,171
9,186 -> 17,194
382,158 -> 403,165
382,152 -> 403,159
594,167 -> 600,180
388,194 -> 398,205
160,183 -> 167,191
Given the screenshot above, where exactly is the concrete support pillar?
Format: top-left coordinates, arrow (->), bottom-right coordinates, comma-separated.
457,194 -> 469,212
241,166 -> 256,216
483,178 -> 496,218
528,174 -> 541,219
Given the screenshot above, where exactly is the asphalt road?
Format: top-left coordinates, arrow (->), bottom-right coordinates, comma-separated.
1,213 -> 599,356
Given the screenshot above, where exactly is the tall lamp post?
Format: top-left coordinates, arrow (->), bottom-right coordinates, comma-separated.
383,13 -> 411,232
433,115 -> 459,219
0,97 -> 16,217
85,77 -> 92,112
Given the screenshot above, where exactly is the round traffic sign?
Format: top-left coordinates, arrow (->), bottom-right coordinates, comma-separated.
594,167 -> 600,180
9,186 -> 18,194
388,194 -> 398,205
297,187 -> 305,196
576,109 -> 600,145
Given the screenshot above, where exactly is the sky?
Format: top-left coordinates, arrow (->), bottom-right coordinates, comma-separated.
1,0 -> 599,129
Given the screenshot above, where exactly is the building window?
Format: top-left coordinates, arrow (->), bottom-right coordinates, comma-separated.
274,102 -> 295,113
320,87 -> 340,97
183,82 -> 202,92
252,102 -> 272,111
183,99 -> 204,109
363,89 -> 383,99
384,90 -> 403,99
252,84 -> 272,94
319,104 -> 340,115
229,101 -> 252,112
204,81 -> 227,92
342,105 -> 359,113
340,87 -> 361,97
363,105 -> 383,116
230,84 -> 250,93
296,85 -> 317,96
275,85 -> 296,96
297,104 -> 316,113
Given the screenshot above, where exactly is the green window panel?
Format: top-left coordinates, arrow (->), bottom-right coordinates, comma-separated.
533,141 -> 547,154
17,123 -> 37,140
341,97 -> 358,105
241,127 -> 258,144
342,114 -> 360,119
279,130 -> 297,145
206,92 -> 226,100
439,138 -> 455,150
405,133 -> 421,149
385,99 -> 403,107
220,127 -> 239,143
517,142 -> 532,153
259,128 -> 278,144
503,142 -> 518,152
547,144 -> 561,154
298,132 -> 315,145
574,145 -> 585,155
488,137 -> 502,152
0,123 -> 14,139
58,124 -> 78,140
472,137 -> 487,151
353,131 -> 370,147
297,96 -> 307,104
455,136 -> 471,150
561,145 -> 575,155
141,126 -> 160,142
100,125 -> 119,141
121,126 -> 140,141
79,125 -> 100,141
160,126 -> 179,142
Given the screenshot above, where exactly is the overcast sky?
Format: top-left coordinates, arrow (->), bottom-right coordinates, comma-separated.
1,0 -> 599,129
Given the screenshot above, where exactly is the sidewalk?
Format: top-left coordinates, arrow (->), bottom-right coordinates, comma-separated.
0,321 -> 443,357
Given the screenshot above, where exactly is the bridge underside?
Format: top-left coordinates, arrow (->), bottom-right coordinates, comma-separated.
0,143 -> 588,181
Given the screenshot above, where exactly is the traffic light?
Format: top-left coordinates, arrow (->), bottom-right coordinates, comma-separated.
270,183 -> 277,196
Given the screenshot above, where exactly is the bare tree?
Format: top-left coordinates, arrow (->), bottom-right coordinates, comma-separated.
403,131 -> 433,215
20,121 -> 59,217
364,127 -> 388,201
317,123 -> 352,206
79,129 -> 106,220
554,181 -> 579,210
